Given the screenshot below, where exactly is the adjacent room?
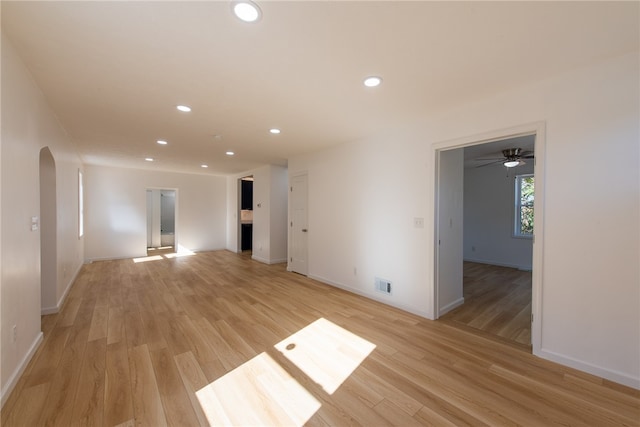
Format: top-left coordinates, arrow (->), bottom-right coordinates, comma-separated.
439,136 -> 536,350
1,1 -> 638,425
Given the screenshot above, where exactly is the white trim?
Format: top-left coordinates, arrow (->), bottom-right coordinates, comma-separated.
439,297 -> 464,317
41,262 -> 83,315
463,258 -> 532,272
539,348 -> 640,390
1,332 -> 44,408
251,255 -> 287,265
308,274 -> 430,319
430,121 -> 546,358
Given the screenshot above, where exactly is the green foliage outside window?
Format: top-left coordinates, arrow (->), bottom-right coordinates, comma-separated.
517,175 -> 534,236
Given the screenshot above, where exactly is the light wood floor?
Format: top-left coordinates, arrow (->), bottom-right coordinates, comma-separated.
440,262 -> 532,349
2,251 -> 638,426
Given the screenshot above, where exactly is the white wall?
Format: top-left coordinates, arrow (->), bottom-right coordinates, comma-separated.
437,148 -> 464,315
269,166 -> 289,263
84,165 -> 227,260
288,52 -> 639,388
1,34 -> 84,404
464,162 -> 534,270
226,165 -> 288,264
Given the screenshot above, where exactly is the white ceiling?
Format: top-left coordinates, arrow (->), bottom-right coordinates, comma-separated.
2,1 -> 638,175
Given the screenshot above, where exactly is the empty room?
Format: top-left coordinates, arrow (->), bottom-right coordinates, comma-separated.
1,1 -> 639,426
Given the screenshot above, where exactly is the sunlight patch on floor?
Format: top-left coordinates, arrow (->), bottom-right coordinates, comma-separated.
195,318 -> 376,425
134,245 -> 196,263
133,255 -> 164,263
274,317 -> 376,394
165,244 -> 195,258
196,352 -> 321,426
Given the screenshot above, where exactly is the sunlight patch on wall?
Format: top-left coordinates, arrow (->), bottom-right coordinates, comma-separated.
274,317 -> 376,394
196,352 -> 321,426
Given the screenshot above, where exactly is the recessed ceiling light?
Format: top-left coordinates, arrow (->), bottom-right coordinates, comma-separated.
363,76 -> 382,87
232,0 -> 262,23
176,105 -> 191,112
226,151 -> 235,156
145,157 -> 154,162
201,164 -> 209,168
157,140 -> 168,145
269,128 -> 281,134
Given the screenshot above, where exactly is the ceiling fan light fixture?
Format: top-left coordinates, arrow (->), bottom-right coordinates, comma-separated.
504,160 -> 520,168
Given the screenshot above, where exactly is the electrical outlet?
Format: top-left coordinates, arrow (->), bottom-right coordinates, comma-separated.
413,217 -> 424,228
12,325 -> 17,343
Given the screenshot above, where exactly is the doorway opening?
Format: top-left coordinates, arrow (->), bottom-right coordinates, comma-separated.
39,147 -> 57,314
238,176 -> 254,253
433,123 -> 545,354
146,189 -> 176,255
289,172 -> 308,276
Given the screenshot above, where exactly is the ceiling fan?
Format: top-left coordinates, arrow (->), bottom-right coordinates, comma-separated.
475,148 -> 534,168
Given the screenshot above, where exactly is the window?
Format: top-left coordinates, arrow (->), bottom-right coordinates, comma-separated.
78,170 -> 84,238
515,174 -> 534,237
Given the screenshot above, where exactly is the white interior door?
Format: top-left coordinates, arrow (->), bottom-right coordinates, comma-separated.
290,173 -> 308,275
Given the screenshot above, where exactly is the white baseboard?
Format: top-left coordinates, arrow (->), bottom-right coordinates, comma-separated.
1,332 -> 44,408
41,262 -> 83,315
439,297 -> 464,317
308,274 -> 431,319
251,255 -> 287,265
464,257 -> 532,271
537,348 -> 640,390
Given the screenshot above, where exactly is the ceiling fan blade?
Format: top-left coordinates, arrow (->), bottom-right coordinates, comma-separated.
474,157 -> 505,161
521,154 -> 535,159
475,159 -> 504,168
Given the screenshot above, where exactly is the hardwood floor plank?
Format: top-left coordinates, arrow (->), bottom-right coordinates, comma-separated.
149,347 -> 201,426
70,338 -> 106,427
87,304 -> 109,342
174,351 -> 210,426
2,382 -> 51,427
107,306 -> 125,345
104,341 -> 134,427
373,399 -> 425,427
128,344 -> 167,427
441,262 -> 532,347
25,325 -> 72,387
57,296 -> 82,327
2,251 -> 637,427
36,322 -> 89,426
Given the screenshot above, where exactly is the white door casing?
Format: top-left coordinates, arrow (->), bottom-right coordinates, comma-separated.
436,148 -> 465,317
290,173 -> 308,275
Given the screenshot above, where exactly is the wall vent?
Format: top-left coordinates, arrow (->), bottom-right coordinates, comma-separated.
375,277 -> 392,295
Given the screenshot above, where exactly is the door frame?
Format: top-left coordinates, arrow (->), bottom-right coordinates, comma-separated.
430,121 -> 546,355
146,187 -> 178,251
237,175 -> 254,253
288,171 -> 308,275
